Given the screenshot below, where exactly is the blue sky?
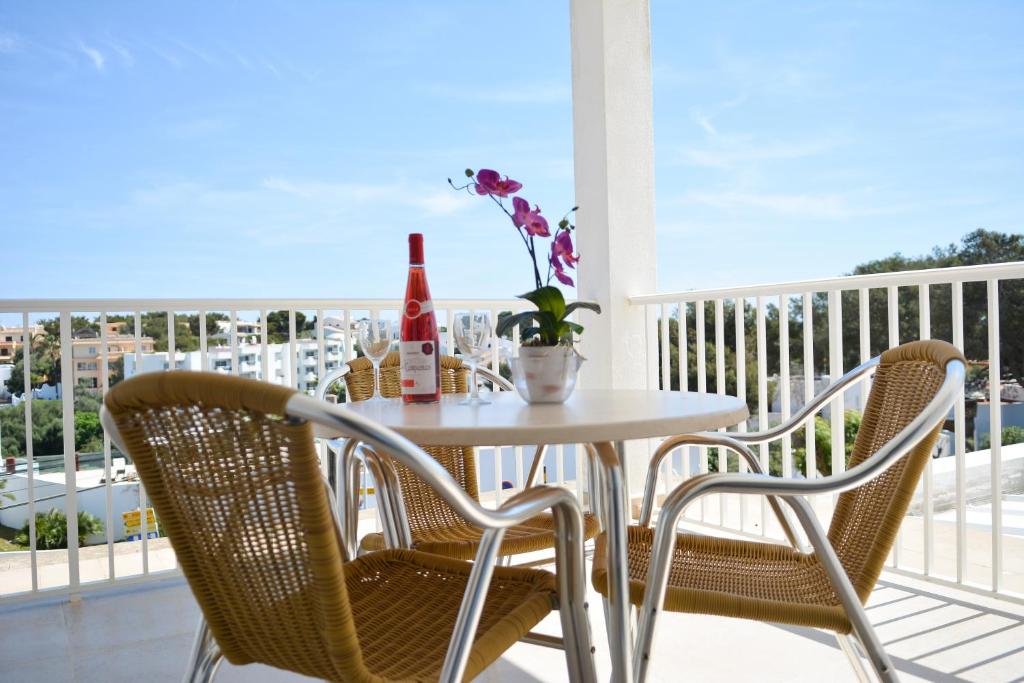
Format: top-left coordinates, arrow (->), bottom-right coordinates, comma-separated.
0,1 -> 1021,303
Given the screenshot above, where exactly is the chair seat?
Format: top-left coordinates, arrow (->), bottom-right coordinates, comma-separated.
360,511 -> 601,561
592,526 -> 853,633
347,549 -> 556,681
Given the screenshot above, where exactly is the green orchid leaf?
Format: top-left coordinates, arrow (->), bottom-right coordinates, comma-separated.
564,300 -> 602,317
520,326 -> 542,342
495,311 -> 542,339
519,286 -> 566,321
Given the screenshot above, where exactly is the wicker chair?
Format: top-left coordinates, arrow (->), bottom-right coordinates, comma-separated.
101,371 -> 596,683
592,340 -> 966,683
318,351 -> 600,562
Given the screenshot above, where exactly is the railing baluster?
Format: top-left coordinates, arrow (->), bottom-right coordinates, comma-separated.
714,299 -> 726,525
490,307 -> 500,381
199,310 -> 208,373
779,295 -> 791,482
952,281 -> 967,584
887,285 -> 900,568
167,310 -> 175,371
287,310 -> 297,389
316,308 -> 326,384
696,300 -> 707,520
59,312 -> 79,589
755,296 -> 768,535
101,313 -> 114,581
735,297 -> 747,532
23,312 -> 38,591
802,292 -> 815,480
987,279 -> 1003,592
858,288 -> 871,408
229,310 -> 239,377
660,303 -> 670,391
827,290 -> 844,486
342,309 -> 354,367
134,311 -> 148,576
920,284 -> 934,576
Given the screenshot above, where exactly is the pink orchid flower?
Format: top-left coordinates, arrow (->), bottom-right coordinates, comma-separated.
512,196 -> 551,237
551,229 -> 579,268
473,169 -> 523,197
550,251 -> 575,286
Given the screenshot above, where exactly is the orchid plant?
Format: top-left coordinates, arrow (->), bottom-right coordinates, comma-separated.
449,168 -> 601,346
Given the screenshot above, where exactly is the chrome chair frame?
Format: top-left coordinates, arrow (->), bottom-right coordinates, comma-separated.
102,394 -> 598,683
629,356 -> 965,683
315,361 -> 553,557
637,357 -> 882,549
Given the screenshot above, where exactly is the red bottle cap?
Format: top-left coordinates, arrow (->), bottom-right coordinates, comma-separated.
409,233 -> 424,265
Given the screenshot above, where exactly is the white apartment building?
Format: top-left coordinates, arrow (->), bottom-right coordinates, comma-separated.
124,334 -> 349,394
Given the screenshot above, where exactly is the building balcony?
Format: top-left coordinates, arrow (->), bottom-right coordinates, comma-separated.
1,0 -> 1022,678
0,259 -> 1021,680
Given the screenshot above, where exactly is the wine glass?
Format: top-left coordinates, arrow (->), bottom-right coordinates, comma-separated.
453,311 -> 493,405
357,319 -> 396,402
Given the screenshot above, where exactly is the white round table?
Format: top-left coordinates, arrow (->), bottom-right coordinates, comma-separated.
312,388 -> 748,447
315,388 -> 748,682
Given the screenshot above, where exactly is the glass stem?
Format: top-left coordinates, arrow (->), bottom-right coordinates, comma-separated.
373,359 -> 381,400
470,362 -> 480,400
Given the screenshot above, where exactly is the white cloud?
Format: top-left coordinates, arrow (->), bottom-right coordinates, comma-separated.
147,42 -> 183,68
691,108 -> 717,136
419,82 -> 570,105
105,40 -> 134,67
672,188 -> 920,221
77,42 -> 105,71
0,33 -> 18,54
679,138 -> 837,169
262,176 -> 470,217
677,190 -> 851,219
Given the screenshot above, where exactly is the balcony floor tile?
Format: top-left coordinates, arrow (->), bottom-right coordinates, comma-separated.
2,562 -> 1023,682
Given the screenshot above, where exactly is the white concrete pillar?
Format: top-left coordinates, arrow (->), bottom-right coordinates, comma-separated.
571,0 -> 657,497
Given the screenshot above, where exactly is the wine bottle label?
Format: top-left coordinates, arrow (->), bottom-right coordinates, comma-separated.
403,299 -> 434,320
399,341 -> 438,394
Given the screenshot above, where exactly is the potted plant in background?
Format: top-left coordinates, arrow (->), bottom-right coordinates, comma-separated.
449,168 -> 601,403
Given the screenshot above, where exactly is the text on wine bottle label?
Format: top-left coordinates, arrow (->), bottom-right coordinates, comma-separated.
399,341 -> 438,394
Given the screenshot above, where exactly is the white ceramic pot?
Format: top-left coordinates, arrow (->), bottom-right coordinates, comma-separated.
510,345 -> 584,404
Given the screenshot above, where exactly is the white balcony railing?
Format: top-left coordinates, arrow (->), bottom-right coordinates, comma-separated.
633,261 -> 1024,602
0,297 -> 590,604
2,267 -> 1022,607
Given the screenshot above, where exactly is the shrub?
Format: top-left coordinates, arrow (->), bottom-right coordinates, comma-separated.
14,508 -> 104,550
978,425 -> 1024,450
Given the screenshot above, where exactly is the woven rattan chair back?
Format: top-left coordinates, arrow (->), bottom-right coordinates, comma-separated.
827,340 -> 965,601
345,352 -> 481,535
103,372 -> 370,681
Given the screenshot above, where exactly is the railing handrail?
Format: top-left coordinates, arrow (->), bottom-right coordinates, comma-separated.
0,297 -> 530,314
630,260 -> 1024,305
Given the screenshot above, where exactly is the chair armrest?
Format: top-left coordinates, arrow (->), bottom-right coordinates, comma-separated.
638,433 -> 803,548
286,393 -> 584,534
730,356 -> 878,446
650,357 -> 964,523
314,367 -> 351,402
466,363 -> 514,392
639,433 -> 762,526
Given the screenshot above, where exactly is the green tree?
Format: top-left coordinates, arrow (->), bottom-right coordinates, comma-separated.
847,229 -> 1024,379
265,310 -> 315,343
14,508 -> 104,549
6,332 -> 62,391
978,426 -> 1024,450
0,388 -> 106,458
74,411 -> 103,452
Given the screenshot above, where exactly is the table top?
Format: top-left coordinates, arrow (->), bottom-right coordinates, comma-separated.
314,388 -> 748,447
